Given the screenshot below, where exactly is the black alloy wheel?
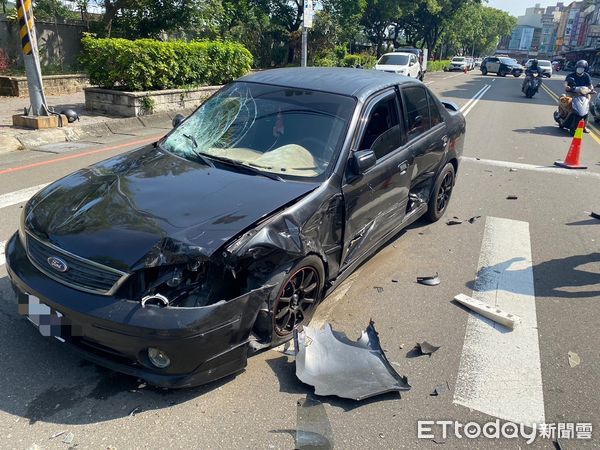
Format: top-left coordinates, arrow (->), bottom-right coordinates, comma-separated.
273,265 -> 321,336
427,163 -> 456,222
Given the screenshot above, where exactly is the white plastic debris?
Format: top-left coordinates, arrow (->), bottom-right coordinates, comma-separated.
454,294 -> 521,329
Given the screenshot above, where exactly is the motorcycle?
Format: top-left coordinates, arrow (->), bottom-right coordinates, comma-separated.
522,74 -> 542,98
554,86 -> 595,135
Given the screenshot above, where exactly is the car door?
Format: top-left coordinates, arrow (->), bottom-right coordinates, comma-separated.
487,57 -> 499,73
340,89 -> 412,270
400,85 -> 448,188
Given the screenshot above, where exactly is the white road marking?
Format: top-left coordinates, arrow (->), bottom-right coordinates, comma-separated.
454,217 -> 545,428
0,241 -> 5,266
0,184 -> 48,210
462,156 -> 600,179
461,85 -> 491,117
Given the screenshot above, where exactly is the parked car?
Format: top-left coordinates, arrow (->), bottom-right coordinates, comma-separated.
449,56 -> 469,71
525,59 -> 553,78
6,68 -> 465,388
480,56 -> 523,77
375,52 -> 422,79
394,46 -> 428,80
474,58 -> 483,67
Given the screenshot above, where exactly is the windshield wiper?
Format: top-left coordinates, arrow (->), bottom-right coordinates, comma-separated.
182,134 -> 215,168
204,153 -> 284,182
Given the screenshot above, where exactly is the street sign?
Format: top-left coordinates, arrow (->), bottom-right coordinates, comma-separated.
303,0 -> 314,28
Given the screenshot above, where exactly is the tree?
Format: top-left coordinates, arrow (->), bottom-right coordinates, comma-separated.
33,0 -> 79,20
361,0 -> 408,57
321,0 -> 366,50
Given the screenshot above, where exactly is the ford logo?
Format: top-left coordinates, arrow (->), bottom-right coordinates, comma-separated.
47,256 -> 68,273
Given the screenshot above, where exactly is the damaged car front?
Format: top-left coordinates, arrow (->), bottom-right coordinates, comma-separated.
5,80 -> 356,387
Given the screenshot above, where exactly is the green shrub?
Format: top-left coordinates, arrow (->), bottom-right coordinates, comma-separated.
428,60 -> 451,72
80,36 -> 253,91
343,53 -> 377,69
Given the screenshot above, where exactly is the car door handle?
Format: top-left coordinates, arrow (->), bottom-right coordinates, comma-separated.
442,135 -> 449,147
398,161 -> 410,174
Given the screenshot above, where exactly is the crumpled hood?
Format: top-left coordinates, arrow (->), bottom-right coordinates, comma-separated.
25,146 -> 317,271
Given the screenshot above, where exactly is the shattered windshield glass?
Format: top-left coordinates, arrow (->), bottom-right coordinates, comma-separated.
162,82 -> 356,180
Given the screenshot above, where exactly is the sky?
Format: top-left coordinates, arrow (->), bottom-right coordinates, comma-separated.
487,0 -> 561,17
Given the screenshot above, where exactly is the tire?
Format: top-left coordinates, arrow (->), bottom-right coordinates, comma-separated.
499,70 -> 507,77
270,255 -> 325,345
481,67 -> 488,75
426,163 -> 455,222
513,73 -> 521,78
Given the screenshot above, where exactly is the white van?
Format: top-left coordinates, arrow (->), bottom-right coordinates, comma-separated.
375,52 -> 422,78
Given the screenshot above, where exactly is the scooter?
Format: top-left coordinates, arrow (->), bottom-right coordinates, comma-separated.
554,86 -> 595,135
522,74 -> 541,98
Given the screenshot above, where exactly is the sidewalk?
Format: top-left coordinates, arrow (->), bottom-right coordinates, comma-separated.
0,91 -> 193,153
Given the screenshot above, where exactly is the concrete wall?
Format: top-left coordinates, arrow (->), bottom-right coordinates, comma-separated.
0,74 -> 89,96
85,86 -> 222,117
0,17 -> 87,72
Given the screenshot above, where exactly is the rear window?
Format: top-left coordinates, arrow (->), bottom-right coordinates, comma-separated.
452,57 -> 465,62
378,54 -> 410,65
539,60 -> 552,67
499,58 -> 516,64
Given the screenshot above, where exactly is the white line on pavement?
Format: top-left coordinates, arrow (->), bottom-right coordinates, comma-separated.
453,217 -> 545,428
0,184 -> 48,210
0,241 -> 5,267
462,156 -> 600,179
461,85 -> 491,117
459,86 -> 488,113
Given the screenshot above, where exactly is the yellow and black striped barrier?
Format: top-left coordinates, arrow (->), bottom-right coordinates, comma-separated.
17,0 -> 34,56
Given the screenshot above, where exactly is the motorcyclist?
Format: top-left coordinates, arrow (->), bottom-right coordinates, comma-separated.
522,59 -> 543,92
565,60 -> 594,132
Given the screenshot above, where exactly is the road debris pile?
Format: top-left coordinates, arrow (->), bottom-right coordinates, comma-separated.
294,321 -> 411,401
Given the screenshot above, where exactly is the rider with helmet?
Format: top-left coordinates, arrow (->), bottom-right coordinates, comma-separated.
522,59 -> 543,92
565,60 -> 594,132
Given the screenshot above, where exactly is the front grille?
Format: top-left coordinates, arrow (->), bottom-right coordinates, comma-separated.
26,232 -> 128,295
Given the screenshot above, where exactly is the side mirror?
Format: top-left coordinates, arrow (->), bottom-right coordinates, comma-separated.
441,100 -> 459,112
352,150 -> 376,174
172,113 -> 186,128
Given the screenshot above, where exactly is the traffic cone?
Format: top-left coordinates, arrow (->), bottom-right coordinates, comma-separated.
464,66 -> 468,74
554,120 -> 588,169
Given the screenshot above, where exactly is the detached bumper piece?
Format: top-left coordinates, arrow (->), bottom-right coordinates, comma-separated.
295,321 -> 411,401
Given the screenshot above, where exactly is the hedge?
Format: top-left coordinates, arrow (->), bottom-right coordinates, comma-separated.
80,37 -> 253,91
428,60 -> 451,72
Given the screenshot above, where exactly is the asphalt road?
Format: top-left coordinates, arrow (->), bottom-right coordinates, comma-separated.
0,70 -> 598,449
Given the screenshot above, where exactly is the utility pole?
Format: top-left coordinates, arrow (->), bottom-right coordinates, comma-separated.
301,0 -> 314,67
13,0 -> 65,129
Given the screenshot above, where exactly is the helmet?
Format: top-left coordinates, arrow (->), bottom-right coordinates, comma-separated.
576,60 -> 588,69
60,109 -> 79,123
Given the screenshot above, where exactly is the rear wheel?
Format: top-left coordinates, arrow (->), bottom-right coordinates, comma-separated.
271,255 -> 325,343
427,163 -> 455,222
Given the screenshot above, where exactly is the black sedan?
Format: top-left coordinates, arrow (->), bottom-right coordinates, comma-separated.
6,68 -> 465,388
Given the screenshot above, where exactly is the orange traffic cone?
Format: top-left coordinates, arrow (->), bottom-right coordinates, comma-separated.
555,120 -> 587,169
464,66 -> 468,74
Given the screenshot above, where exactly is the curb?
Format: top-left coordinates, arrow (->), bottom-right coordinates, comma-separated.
1,111 -> 180,154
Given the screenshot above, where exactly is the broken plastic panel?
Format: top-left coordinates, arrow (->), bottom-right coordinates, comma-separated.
417,273 -> 441,286
295,321 -> 411,401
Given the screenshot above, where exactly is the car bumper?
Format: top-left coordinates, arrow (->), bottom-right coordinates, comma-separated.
5,233 -> 271,388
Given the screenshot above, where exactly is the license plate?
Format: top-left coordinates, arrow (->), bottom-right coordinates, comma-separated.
18,293 -> 65,341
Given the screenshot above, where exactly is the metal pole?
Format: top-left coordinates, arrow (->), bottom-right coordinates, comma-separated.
301,27 -> 308,67
18,0 -> 48,116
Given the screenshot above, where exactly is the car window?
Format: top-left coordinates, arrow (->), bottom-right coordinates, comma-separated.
378,54 -> 409,65
427,91 -> 444,127
358,95 -> 402,160
402,86 -> 432,141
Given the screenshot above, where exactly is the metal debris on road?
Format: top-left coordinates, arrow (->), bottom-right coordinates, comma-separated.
506,195 -> 518,200
431,384 -> 445,396
446,218 -> 463,225
62,432 -> 74,444
454,293 -> 521,329
374,286 -> 384,293
509,168 -> 518,172
568,351 -> 581,368
391,279 -> 398,283
415,341 -> 440,356
50,430 -> 66,439
294,321 -> 411,401
296,395 -> 333,450
417,273 -> 440,286
468,216 -> 482,224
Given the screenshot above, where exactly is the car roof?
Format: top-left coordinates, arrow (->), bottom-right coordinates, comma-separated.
238,67 -> 422,101
380,52 -> 413,56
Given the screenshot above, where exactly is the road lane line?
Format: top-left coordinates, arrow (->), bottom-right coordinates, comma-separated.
460,85 -> 489,114
0,134 -> 163,176
462,85 -> 491,117
462,156 -> 600,179
0,184 -> 48,210
0,241 -> 5,266
454,217 -> 545,428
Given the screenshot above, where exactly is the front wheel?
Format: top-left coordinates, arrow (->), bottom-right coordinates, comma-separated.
270,255 -> 325,344
481,67 -> 488,75
427,163 -> 455,222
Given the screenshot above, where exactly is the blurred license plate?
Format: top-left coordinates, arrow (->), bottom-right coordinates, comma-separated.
18,293 -> 65,341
